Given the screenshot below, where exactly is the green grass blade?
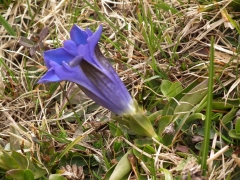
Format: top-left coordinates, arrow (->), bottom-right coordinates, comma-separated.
201,37 -> 214,175
0,14 -> 16,36
56,128 -> 94,160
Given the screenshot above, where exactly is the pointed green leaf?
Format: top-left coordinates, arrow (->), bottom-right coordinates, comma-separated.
28,161 -> 47,179
109,149 -> 132,180
2,151 -> 19,169
9,126 -> 20,151
128,113 -> 158,138
222,108 -> 238,124
235,118 -> 240,135
168,82 -> 183,98
12,151 -> 28,170
162,80 -> 199,115
158,115 -> 173,135
24,169 -> 34,180
154,1 -> 179,14
0,14 -> 16,36
160,168 -> 173,180
212,101 -> 235,110
0,158 -> 9,170
229,130 -> 240,139
49,174 -> 67,180
161,80 -> 172,97
174,80 -> 208,117
162,134 -> 174,146
6,169 -> 25,180
148,110 -> 162,123
186,113 -> 206,123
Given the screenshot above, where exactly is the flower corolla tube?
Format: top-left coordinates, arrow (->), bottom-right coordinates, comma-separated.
38,24 -> 136,115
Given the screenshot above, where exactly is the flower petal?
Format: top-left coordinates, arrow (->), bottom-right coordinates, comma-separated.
79,85 -> 124,114
70,24 -> 88,45
38,68 -> 60,83
50,61 -> 96,92
87,25 -> 102,52
94,45 -> 133,105
63,40 -> 78,56
76,25 -> 103,68
85,28 -> 93,37
44,48 -> 75,68
80,59 -> 134,114
77,44 -> 95,64
69,56 -> 83,67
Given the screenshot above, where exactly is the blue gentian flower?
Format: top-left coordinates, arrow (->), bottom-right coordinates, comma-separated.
38,24 -> 136,115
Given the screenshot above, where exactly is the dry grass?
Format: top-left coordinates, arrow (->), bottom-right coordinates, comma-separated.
0,0 -> 240,179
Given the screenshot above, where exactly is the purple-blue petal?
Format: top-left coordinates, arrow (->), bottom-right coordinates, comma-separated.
44,48 -> 75,68
77,44 -> 96,66
51,61 -> 97,93
38,68 -> 60,83
70,24 -> 88,45
49,62 -> 120,111
80,85 -> 127,115
69,56 -> 83,67
80,59 -> 133,114
87,25 -> 102,52
63,40 -> 78,56
85,28 -> 93,37
93,46 -> 132,102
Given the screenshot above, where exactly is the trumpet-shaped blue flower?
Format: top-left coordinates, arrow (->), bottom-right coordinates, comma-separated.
38,24 -> 135,115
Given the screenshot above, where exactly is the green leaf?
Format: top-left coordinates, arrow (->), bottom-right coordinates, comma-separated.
158,115 -> 172,135
174,80 -> 208,117
168,82 -> 183,98
196,128 -> 215,139
148,110 -> 162,123
133,147 -> 154,164
229,130 -> 240,139
162,134 -> 174,146
160,168 -> 173,180
161,80 -> 172,97
12,151 -> 28,170
0,14 -> 16,36
127,113 -> 158,138
6,169 -> 25,180
109,149 -> 133,180
186,113 -> 206,123
49,174 -> 67,180
162,80 -> 199,116
9,126 -> 20,151
212,101 -> 235,110
154,1 -> 179,14
2,151 -> 19,169
104,164 -> 117,180
222,8 -> 240,34
0,158 -> 9,170
113,139 -> 123,152
57,134 -> 86,160
134,139 -> 154,147
28,161 -> 47,179
222,108 -> 238,124
235,119 -> 240,135
161,80 -> 183,100
24,170 -> 34,180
